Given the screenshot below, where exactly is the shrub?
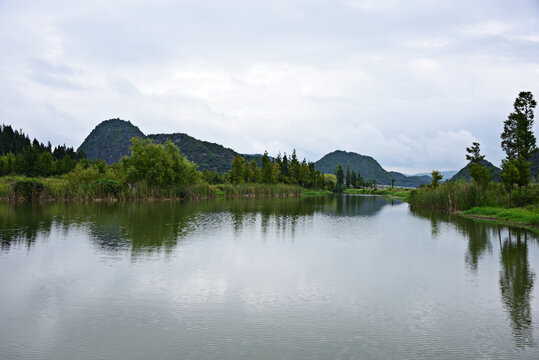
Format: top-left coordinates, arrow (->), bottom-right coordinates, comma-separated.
92,179 -> 123,199
11,179 -> 47,201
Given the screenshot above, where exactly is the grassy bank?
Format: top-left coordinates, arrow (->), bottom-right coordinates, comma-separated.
462,206 -> 539,225
344,187 -> 412,200
409,181 -> 539,211
409,181 -> 539,230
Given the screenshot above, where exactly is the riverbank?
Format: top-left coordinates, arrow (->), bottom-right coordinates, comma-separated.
0,176 -> 328,201
408,181 -> 539,231
457,206 -> 539,233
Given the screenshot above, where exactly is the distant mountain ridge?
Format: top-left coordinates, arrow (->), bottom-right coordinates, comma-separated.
314,150 -> 431,187
413,170 -> 457,181
79,119 -> 530,187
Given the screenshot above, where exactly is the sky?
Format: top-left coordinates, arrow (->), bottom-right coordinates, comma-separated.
1,0 -> 538,174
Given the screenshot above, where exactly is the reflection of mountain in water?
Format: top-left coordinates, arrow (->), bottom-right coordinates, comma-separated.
410,208 -> 537,348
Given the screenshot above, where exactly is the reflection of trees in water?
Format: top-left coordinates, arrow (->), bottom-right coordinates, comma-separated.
410,208 -> 493,272
334,195 -> 394,217
0,202 -> 54,251
499,229 -> 535,348
221,195 -> 397,235
0,195 -> 397,255
87,202 -> 200,258
410,207 -> 537,347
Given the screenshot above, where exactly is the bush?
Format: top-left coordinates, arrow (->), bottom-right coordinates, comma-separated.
11,179 -> 47,201
92,179 -> 122,199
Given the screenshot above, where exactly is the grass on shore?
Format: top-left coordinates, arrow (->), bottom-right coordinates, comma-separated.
1,176 -> 328,201
463,206 -> 539,225
344,187 -> 412,200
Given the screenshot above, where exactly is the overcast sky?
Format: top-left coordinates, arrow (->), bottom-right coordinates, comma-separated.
1,0 -> 538,173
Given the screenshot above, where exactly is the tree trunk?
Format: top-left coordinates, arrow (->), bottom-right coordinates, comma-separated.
508,187 -> 512,207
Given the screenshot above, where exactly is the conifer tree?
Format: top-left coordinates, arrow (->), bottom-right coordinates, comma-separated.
501,91 -> 537,190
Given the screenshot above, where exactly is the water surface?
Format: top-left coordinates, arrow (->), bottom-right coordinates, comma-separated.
1,195 -> 538,359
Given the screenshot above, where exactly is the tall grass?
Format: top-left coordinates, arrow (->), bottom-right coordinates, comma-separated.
218,183 -> 302,198
344,187 -> 412,200
0,176 -> 218,201
408,181 -> 538,211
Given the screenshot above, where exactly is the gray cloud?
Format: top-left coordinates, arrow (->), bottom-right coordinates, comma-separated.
1,0 -> 538,173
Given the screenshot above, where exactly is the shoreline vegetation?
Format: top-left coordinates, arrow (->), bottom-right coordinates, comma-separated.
408,91 -> 539,231
0,176 -> 332,202
0,136 -> 335,201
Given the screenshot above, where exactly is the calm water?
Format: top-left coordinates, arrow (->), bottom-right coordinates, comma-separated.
1,195 -> 538,359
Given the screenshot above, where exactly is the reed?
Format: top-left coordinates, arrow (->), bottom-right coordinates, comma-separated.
407,181 -> 539,211
218,183 -> 302,198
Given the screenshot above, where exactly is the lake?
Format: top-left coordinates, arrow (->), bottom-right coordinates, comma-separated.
1,195 -> 538,359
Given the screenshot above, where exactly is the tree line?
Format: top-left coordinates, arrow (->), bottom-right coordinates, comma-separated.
0,126 -> 335,197
0,124 -> 84,177
333,164 -> 376,192
204,150 -> 331,190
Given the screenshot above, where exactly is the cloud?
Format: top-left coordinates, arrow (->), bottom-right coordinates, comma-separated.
0,0 -> 538,173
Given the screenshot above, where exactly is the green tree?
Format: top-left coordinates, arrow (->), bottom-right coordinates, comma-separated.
38,152 -> 54,177
121,137 -> 198,188
501,91 -> 537,161
230,154 -> 245,184
281,153 -> 289,177
335,164 -> 344,192
501,91 -> 537,190
466,142 -> 485,162
502,158 -> 519,207
345,165 -> 351,188
248,160 -> 260,183
289,150 -> 300,184
466,142 -> 491,186
430,170 -> 443,188
273,162 -> 281,184
22,146 -> 40,176
260,151 -> 274,184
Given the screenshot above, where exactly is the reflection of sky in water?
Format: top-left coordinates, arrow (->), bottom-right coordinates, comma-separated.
0,197 -> 538,359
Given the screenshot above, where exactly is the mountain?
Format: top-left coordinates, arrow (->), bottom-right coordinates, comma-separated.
78,119 -> 263,171
78,119 -> 145,164
388,171 -> 432,187
449,159 -> 502,182
314,150 -> 431,187
147,133 -> 260,172
413,170 -> 458,182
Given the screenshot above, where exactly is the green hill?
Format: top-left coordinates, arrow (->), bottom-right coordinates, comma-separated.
78,119 -> 263,171
148,133 -> 240,172
449,159 -> 502,182
78,119 -> 145,164
314,150 -> 430,187
388,171 -> 432,187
